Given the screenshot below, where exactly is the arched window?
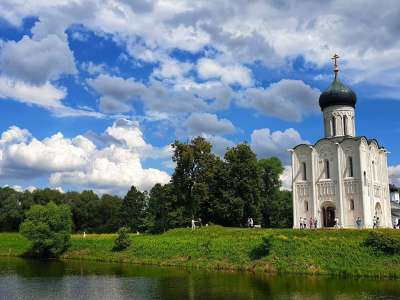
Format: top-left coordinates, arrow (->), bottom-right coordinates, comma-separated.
305,201 -> 309,212
302,162 -> 307,181
325,159 -> 330,179
363,171 -> 367,186
343,115 -> 348,135
348,156 -> 354,177
350,199 -> 354,210
331,116 -> 336,136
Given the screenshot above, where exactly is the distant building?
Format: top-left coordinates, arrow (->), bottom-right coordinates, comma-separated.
390,184 -> 400,226
291,55 -> 392,228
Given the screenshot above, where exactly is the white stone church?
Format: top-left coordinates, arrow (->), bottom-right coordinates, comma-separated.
291,55 -> 392,228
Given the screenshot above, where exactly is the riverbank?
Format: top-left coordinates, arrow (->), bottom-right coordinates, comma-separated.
1,226 -> 400,278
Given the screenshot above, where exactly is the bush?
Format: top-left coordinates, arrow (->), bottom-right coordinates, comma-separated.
362,231 -> 400,255
19,202 -> 72,257
113,227 -> 131,251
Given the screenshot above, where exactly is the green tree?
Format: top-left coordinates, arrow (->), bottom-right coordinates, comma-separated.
258,157 -> 285,227
20,202 -> 72,257
146,183 -> 179,233
171,137 -> 218,225
98,194 -> 122,233
224,143 -> 262,225
121,186 -> 147,232
113,227 -> 131,251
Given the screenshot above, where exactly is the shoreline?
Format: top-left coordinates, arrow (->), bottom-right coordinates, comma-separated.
1,227 -> 400,279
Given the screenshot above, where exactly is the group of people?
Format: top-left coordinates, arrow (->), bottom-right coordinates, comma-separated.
191,218 -> 203,230
372,215 -> 381,229
299,217 -> 318,229
393,218 -> 400,229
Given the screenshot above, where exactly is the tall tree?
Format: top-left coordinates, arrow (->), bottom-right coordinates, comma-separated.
146,183 -> 177,233
171,137 -> 218,224
258,157 -> 285,227
121,186 -> 147,232
224,143 -> 262,225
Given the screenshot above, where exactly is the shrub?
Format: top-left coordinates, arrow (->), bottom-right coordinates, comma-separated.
362,231 -> 400,255
19,202 -> 72,257
113,227 -> 131,251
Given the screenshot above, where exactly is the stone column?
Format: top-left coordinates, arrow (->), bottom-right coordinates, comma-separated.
289,149 -> 297,228
336,143 -> 345,227
310,146 -> 318,223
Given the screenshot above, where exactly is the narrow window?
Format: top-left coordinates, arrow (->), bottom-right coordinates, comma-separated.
348,157 -> 354,177
331,116 -> 336,136
325,159 -> 330,179
302,162 -> 307,181
343,115 -> 348,135
363,171 -> 367,186
350,199 -> 354,210
305,201 -> 309,212
372,161 -> 376,181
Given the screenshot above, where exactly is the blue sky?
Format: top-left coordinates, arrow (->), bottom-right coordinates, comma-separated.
1,0 -> 400,194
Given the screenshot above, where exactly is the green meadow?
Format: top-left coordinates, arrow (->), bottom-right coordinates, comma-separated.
2,226 -> 400,278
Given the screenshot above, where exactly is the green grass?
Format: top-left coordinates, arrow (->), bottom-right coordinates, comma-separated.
2,226 -> 400,278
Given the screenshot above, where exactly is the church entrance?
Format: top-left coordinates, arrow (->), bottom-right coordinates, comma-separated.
322,206 -> 336,227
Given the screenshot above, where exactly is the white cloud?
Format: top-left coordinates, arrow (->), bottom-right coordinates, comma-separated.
0,34 -> 76,85
389,165 -> 400,187
87,74 -> 233,116
206,135 -> 235,157
184,113 -> 235,136
280,165 -> 292,191
0,119 -> 171,193
239,80 -> 320,122
197,58 -> 253,87
250,127 -> 308,164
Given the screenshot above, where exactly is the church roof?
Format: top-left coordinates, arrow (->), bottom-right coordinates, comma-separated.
318,54 -> 357,110
293,136 -> 385,151
319,77 -> 357,110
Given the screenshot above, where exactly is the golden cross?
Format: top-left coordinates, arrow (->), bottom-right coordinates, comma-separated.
331,53 -> 340,67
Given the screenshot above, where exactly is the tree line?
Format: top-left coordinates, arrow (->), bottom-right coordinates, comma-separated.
0,137 -> 292,234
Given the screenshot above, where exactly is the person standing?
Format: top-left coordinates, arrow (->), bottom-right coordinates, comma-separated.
314,218 -> 318,229
299,217 -> 303,229
309,217 -> 313,229
373,215 -> 377,229
356,217 -> 362,229
191,218 -> 196,230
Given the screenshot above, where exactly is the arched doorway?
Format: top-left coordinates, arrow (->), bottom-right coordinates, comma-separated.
322,203 -> 336,227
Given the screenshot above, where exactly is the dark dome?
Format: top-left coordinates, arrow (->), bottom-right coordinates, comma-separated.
319,77 -> 356,110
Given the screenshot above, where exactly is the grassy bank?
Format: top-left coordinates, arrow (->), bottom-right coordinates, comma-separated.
1,226 -> 400,278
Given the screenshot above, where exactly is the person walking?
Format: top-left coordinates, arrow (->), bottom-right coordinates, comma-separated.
314,218 -> 318,229
373,216 -> 377,229
299,217 -> 303,229
309,217 -> 313,229
249,217 -> 254,228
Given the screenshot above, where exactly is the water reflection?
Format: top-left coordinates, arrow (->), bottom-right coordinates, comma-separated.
0,257 -> 399,300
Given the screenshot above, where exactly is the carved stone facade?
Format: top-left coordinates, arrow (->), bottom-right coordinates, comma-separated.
291,68 -> 391,228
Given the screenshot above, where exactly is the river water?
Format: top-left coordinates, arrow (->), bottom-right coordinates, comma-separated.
0,257 -> 399,300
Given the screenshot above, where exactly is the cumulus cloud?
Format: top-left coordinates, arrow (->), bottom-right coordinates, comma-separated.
0,34 -> 76,85
184,113 -> 236,136
250,127 -> 308,164
87,74 -> 233,116
389,165 -> 400,187
197,58 -> 253,87
239,80 -> 320,122
0,120 -> 171,193
280,166 -> 292,191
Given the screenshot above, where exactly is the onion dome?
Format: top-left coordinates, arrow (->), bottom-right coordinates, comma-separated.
319,54 -> 357,110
